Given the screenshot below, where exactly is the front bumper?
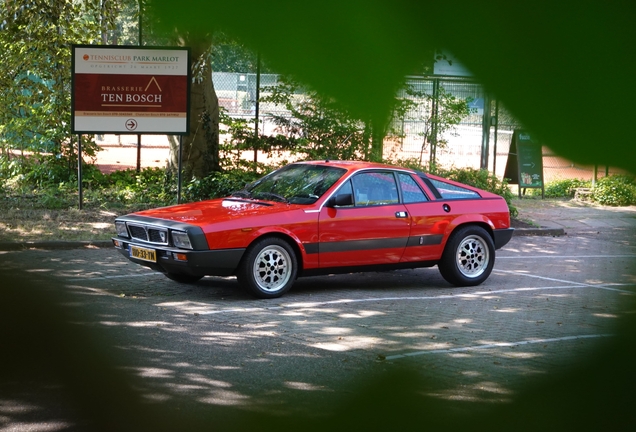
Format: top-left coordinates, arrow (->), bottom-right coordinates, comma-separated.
113,237 -> 245,277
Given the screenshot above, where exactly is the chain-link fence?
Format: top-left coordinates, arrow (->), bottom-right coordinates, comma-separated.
96,71 -> 621,183
389,77 -> 487,170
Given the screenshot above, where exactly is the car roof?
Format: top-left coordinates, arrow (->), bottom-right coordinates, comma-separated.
295,160 -> 417,173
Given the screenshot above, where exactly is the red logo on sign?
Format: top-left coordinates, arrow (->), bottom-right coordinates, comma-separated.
83,54 -> 89,61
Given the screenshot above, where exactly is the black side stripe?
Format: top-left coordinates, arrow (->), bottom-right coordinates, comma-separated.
304,235 -> 443,255
406,234 -> 444,247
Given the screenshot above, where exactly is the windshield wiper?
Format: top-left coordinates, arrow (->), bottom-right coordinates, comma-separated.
254,191 -> 289,203
231,189 -> 253,199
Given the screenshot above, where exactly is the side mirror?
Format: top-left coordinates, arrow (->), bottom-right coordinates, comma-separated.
327,193 -> 353,207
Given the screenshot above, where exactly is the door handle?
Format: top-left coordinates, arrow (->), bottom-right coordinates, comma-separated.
395,211 -> 408,218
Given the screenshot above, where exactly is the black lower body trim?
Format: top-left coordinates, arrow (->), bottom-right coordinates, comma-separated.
493,228 -> 514,249
113,239 -> 245,277
300,260 -> 438,277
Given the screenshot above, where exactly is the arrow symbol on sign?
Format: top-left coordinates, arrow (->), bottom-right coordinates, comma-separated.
125,119 -> 138,131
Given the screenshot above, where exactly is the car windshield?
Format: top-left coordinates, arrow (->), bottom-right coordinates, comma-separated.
235,164 -> 347,204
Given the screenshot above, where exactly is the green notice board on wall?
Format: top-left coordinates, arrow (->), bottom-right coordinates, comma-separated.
504,130 -> 544,197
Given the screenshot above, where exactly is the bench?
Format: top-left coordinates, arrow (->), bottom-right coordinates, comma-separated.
573,187 -> 593,200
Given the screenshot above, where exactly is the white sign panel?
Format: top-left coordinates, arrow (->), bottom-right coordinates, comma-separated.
72,46 -> 190,134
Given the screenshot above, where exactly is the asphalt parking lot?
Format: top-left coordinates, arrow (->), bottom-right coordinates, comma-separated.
1,216 -> 636,430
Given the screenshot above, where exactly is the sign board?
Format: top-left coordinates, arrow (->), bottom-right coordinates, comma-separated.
503,130 -> 545,197
72,45 -> 190,134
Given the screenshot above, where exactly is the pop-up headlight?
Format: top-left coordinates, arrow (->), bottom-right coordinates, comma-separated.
171,230 -> 193,249
115,221 -> 129,238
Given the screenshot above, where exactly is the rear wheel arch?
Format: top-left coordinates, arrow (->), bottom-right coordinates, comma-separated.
438,223 -> 496,286
444,221 -> 495,247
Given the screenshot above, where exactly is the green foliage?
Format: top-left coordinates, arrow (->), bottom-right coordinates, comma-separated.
89,168 -> 176,207
530,176 -> 636,206
592,175 -> 636,206
253,78 -> 473,165
260,77 -> 371,161
394,84 -> 473,165
0,1 -> 141,188
1,165 -> 177,211
1,1 -> 93,153
183,169 -> 261,202
541,178 -> 591,198
210,33 -> 274,73
219,109 -> 295,171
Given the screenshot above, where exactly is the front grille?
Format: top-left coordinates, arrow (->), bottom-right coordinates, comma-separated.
129,225 -> 148,241
148,228 -> 167,243
128,224 -> 169,245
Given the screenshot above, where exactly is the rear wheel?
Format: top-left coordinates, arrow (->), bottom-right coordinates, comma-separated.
237,237 -> 297,299
164,273 -> 203,284
438,225 -> 495,286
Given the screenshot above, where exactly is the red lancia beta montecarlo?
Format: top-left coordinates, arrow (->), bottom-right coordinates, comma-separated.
113,160 -> 513,298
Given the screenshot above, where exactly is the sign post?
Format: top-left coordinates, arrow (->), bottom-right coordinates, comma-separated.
71,45 -> 191,208
503,130 -> 545,198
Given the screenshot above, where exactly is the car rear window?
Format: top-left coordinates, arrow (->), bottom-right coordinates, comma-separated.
426,178 -> 481,200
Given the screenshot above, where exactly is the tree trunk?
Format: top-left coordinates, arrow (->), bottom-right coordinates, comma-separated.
168,38 -> 220,180
370,120 -> 386,162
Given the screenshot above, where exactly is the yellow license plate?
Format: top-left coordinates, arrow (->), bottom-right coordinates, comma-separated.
130,245 -> 157,263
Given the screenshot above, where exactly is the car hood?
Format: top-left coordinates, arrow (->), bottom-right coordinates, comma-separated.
131,197 -> 302,227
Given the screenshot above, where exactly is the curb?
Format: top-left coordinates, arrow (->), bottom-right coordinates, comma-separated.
0,240 -> 113,251
512,227 -> 565,237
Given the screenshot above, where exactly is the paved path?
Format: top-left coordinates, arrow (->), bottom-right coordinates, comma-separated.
513,198 -> 636,235
1,200 -> 635,430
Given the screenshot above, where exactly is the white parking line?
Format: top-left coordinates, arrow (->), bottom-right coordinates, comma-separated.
195,283 -> 633,316
385,334 -> 614,360
497,255 -> 636,259
72,272 -> 162,281
493,269 -> 636,294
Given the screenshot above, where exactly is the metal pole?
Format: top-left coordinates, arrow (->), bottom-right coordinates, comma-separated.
138,0 -> 143,46
177,135 -> 183,204
429,78 -> 439,168
136,1 -> 143,173
480,93 -> 491,170
254,52 -> 261,171
136,134 -> 141,172
492,99 -> 499,176
78,135 -> 83,210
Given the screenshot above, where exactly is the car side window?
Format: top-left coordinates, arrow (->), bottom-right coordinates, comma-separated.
398,173 -> 429,203
427,178 -> 481,199
351,172 -> 399,206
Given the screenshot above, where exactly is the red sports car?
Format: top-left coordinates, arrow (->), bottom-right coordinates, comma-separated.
113,161 -> 513,298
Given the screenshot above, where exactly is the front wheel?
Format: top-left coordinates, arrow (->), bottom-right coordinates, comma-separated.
236,237 -> 298,299
438,225 -> 495,286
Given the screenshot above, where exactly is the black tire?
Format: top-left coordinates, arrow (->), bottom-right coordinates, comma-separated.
236,237 -> 298,299
164,273 -> 203,284
438,225 -> 495,286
